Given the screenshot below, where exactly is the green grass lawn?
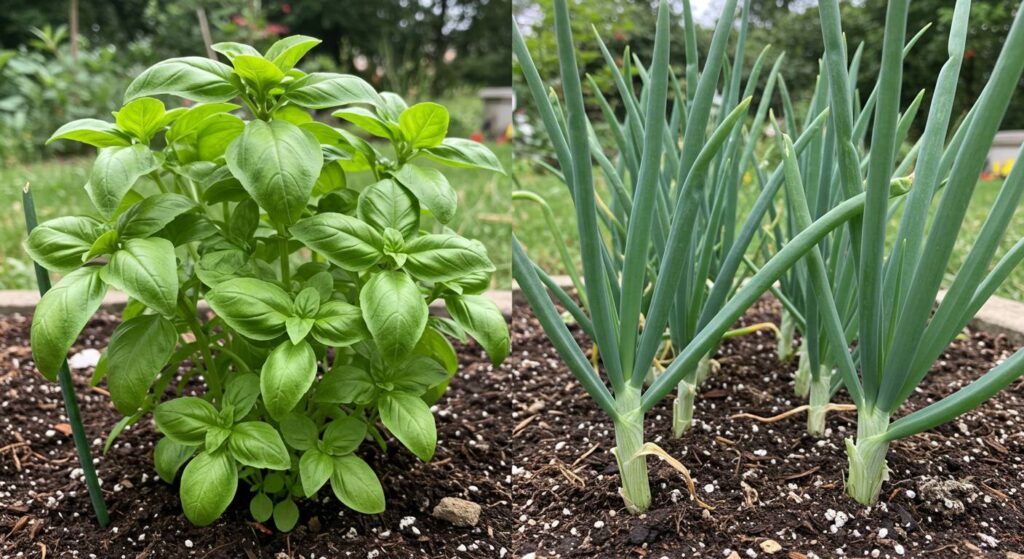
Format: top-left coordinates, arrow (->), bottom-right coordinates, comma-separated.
512,162 -> 1024,302
0,142 -> 512,290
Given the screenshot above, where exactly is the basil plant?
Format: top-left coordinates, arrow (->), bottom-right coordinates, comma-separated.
28,36 -> 509,529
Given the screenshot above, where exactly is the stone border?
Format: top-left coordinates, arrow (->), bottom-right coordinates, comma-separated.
0,289 -> 513,319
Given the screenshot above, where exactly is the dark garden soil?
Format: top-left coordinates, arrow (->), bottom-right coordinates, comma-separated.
510,297 -> 1024,559
0,311 -> 512,559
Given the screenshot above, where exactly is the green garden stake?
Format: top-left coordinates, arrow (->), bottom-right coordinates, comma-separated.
22,183 -> 110,528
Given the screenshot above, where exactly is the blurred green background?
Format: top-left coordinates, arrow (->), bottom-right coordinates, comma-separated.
512,0 -> 1024,301
0,0 -> 512,289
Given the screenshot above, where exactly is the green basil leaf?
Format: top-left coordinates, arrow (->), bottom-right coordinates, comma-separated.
100,237 -> 179,317
211,41 -> 261,61
332,107 -> 397,139
398,102 -> 449,149
290,212 -> 383,272
205,425 -> 231,452
445,295 -> 509,366
229,421 -> 291,470
357,179 -> 419,238
167,103 -> 240,142
227,198 -> 260,246
379,392 -> 436,462
196,113 -> 245,161
272,498 -> 299,532
113,97 -> 167,143
311,300 -> 368,348
125,57 -> 238,103
86,145 -> 161,218
391,164 -> 457,224
314,365 -> 377,405
117,193 -> 198,239
25,216 -> 104,273
285,316 -> 315,344
84,229 -> 119,261
384,356 -> 450,394
322,416 -> 366,456
153,437 -> 197,483
307,271 -> 334,302
106,314 -> 177,414
404,234 -> 494,283
196,249 -> 250,288
272,104 -> 314,125
46,118 -> 132,148
415,327 -> 458,375
156,213 -> 219,246
226,119 -> 322,225
30,266 -> 108,380
360,271 -> 427,362
377,92 -> 409,121
264,35 -> 322,72
293,287 -> 320,317
284,72 -> 382,109
421,138 -> 505,174
280,412 -> 319,451
260,340 -> 317,420
180,450 -> 237,526
206,277 -> 292,340
249,492 -> 273,522
223,372 -> 261,417
231,55 -> 285,94
154,397 -> 219,446
330,454 -> 385,514
313,161 -> 346,196
299,448 -> 333,497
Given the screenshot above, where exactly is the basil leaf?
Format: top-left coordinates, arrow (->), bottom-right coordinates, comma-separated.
404,234 -> 494,283
280,412 -> 319,451
260,340 -> 317,420
226,119 -> 322,225
360,271 -> 427,362
228,421 -> 291,470
290,212 -> 383,272
330,454 -> 385,514
211,41 -> 261,61
322,416 -> 366,456
153,437 -> 197,483
232,55 -> 285,94
47,118 -> 132,148
357,179 -> 419,238
284,72 -> 382,109
249,492 -> 273,522
273,498 -> 299,532
332,107 -> 397,139
299,448 -> 333,497
114,97 -> 167,143
125,57 -> 238,103
25,216 -> 104,273
106,314 -> 177,414
86,145 -> 161,218
421,138 -> 505,174
285,316 -> 315,344
399,102 -> 449,149
311,300 -> 368,348
445,295 -> 510,366
167,103 -> 240,142
195,113 -> 245,161
384,356 -> 450,393
391,164 -> 457,224
153,397 -> 219,446
205,425 -> 231,452
377,92 -> 409,121
196,249 -> 250,288
101,237 -> 179,318
30,266 -> 108,380
205,277 -> 292,340
314,365 -> 377,405
180,450 -> 238,526
264,35 -> 321,72
84,229 -> 119,261
223,373 -> 261,417
227,198 -> 260,246
116,193 -> 197,239
379,391 -> 436,462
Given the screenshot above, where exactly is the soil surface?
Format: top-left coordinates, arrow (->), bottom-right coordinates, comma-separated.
510,297 -> 1024,559
0,311 -> 512,559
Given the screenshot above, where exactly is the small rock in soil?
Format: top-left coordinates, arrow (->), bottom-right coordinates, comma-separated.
432,497 -> 481,527
759,538 -> 782,554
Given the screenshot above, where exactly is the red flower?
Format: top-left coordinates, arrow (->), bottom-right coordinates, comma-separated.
470,132 -> 484,142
